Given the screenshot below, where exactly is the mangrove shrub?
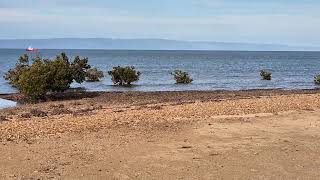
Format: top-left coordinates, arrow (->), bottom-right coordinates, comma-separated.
86,68 -> 104,82
315,74 -> 320,85
171,70 -> 193,84
5,53 -> 91,100
108,66 -> 141,86
260,70 -> 272,80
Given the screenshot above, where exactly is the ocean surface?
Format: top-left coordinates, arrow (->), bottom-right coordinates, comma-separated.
0,49 -> 320,94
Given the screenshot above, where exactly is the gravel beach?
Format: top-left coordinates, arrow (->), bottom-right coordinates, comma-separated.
1,89 -> 320,179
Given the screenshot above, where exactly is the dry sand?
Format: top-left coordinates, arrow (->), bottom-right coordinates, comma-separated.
0,90 -> 320,179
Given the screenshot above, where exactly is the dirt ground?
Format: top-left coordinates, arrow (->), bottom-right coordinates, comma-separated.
1,90 -> 320,179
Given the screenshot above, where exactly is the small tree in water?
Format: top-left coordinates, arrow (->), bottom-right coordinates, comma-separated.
4,54 -> 30,87
86,68 -> 104,82
5,52 -> 91,100
315,74 -> 320,85
171,70 -> 193,84
260,70 -> 272,80
108,66 -> 141,86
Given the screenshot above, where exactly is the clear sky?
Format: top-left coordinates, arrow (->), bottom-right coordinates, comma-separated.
0,0 -> 319,46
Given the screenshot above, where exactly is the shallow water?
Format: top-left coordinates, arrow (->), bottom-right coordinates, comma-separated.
0,49 -> 320,93
0,98 -> 16,109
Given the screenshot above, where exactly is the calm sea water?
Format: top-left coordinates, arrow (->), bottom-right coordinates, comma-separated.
0,49 -> 319,94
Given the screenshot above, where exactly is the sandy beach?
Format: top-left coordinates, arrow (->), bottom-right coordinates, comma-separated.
1,89 -> 320,179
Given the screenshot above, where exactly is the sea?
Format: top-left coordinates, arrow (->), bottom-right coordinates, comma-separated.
0,49 -> 320,94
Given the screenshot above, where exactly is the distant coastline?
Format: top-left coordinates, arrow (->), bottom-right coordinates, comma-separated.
1,48 -> 320,52
0,38 -> 319,51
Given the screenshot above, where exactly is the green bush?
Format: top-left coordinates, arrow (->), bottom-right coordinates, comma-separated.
17,60 -> 51,100
171,70 -> 193,84
260,70 -> 272,80
86,68 -> 104,82
315,75 -> 320,85
4,54 -> 30,87
108,66 -> 141,86
5,52 -> 91,100
71,55 -> 91,83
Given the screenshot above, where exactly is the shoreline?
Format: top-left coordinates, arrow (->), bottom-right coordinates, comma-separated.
1,88 -> 320,103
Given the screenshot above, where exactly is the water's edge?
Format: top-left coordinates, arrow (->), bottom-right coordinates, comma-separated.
0,98 -> 17,109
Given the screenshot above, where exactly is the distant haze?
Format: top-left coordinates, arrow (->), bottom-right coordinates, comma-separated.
0,38 -> 319,51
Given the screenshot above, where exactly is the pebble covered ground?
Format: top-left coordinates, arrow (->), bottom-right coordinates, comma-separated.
1,90 -> 320,179
0,90 -> 320,142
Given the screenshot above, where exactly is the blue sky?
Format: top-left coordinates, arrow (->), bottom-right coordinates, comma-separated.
0,0 -> 320,46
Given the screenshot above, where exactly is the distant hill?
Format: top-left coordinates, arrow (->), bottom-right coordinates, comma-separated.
0,38 -> 318,51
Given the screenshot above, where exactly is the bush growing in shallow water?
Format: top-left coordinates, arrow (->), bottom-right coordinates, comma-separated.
315,75 -> 320,85
171,70 -> 193,84
260,70 -> 272,80
4,54 -> 30,87
5,52 -> 91,100
108,66 -> 141,86
17,59 -> 52,100
86,68 -> 104,82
